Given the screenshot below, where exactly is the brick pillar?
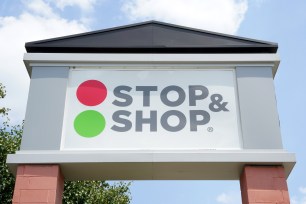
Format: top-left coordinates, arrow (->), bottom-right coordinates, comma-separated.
12,164 -> 64,204
240,166 -> 290,204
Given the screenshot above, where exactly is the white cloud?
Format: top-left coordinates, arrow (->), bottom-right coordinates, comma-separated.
216,191 -> 241,204
49,0 -> 98,25
300,187 -> 306,194
51,0 -> 97,12
0,0 -> 88,124
122,0 -> 248,34
26,0 -> 56,18
291,187 -> 306,204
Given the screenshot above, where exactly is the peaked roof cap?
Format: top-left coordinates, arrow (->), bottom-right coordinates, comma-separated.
25,20 -> 278,54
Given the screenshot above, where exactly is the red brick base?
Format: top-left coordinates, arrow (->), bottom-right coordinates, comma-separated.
13,164 -> 64,204
240,166 -> 290,204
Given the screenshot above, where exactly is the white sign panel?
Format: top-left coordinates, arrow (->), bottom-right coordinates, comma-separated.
62,69 -> 241,150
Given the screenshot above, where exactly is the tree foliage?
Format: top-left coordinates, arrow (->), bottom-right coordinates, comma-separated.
0,116 -> 22,203
63,181 -> 131,204
0,83 -> 131,203
0,83 -> 9,115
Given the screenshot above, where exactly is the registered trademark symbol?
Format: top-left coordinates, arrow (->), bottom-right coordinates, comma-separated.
207,127 -> 214,132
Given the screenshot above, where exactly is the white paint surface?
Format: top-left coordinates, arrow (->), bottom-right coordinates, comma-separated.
62,69 -> 241,150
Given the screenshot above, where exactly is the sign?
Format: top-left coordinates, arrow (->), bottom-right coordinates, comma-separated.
61,69 -> 241,150
7,23 -> 295,182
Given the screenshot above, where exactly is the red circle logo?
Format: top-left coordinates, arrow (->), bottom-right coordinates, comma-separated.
76,80 -> 107,106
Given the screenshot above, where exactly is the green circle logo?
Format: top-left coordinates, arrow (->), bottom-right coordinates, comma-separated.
74,110 -> 106,138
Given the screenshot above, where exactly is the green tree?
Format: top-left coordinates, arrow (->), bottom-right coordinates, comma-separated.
63,181 -> 130,204
0,83 -> 9,115
0,83 -> 21,203
0,83 -> 131,203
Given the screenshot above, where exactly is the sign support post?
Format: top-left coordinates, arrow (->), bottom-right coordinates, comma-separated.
13,165 -> 64,204
240,166 -> 290,204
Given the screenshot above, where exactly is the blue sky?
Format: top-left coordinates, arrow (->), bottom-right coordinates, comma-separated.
1,0 -> 306,203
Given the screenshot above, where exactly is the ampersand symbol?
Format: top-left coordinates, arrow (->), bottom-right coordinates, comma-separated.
209,94 -> 229,112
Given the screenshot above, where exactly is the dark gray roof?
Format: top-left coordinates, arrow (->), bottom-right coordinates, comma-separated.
25,21 -> 278,54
